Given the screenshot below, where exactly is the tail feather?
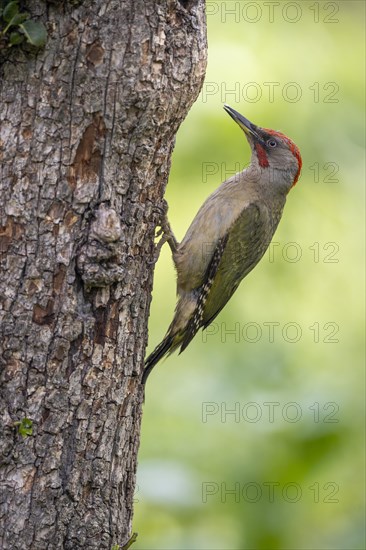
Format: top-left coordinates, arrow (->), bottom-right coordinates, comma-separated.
142,334 -> 174,386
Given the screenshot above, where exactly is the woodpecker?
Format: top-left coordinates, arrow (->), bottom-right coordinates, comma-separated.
143,105 -> 302,385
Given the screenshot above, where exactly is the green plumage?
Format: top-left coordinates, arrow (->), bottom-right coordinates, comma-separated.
143,105 -> 301,385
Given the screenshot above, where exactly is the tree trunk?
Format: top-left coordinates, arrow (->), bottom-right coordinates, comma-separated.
0,1 -> 207,548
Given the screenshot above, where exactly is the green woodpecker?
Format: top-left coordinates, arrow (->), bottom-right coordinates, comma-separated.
143,105 -> 302,385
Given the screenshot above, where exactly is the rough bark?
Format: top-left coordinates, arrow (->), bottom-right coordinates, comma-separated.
0,1 -> 207,548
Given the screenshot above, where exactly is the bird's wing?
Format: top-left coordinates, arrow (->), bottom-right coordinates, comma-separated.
180,202 -> 272,351
203,202 -> 272,326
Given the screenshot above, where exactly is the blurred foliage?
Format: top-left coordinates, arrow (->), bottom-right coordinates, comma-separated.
0,1 -> 47,49
135,1 -> 365,549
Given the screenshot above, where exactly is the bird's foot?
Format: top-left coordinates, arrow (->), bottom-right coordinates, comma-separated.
149,200 -> 178,264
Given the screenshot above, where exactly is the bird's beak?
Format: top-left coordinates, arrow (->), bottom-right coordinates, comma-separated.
223,104 -> 264,145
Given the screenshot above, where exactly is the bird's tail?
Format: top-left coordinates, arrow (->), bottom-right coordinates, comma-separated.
143,299 -> 194,386
142,333 -> 175,386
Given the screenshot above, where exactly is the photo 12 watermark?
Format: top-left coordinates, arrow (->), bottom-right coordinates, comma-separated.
199,240 -> 340,264
201,161 -> 340,185
206,2 -> 340,25
201,321 -> 340,345
201,480 -> 340,503
200,81 -> 340,104
201,401 -> 340,424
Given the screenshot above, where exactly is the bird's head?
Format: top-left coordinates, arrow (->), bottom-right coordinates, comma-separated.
224,104 -> 302,191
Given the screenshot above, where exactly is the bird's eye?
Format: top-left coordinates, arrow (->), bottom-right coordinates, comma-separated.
267,139 -> 277,148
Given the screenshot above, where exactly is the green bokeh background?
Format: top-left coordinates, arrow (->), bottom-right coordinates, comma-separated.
134,2 -> 365,548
